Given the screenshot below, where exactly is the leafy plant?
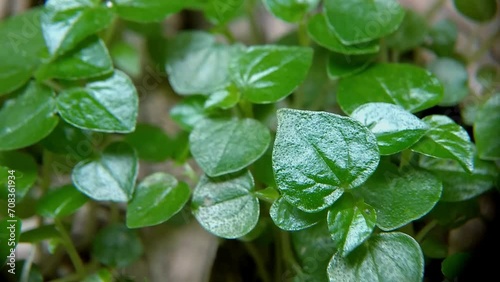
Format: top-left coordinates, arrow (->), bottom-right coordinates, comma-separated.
0,0 -> 498,281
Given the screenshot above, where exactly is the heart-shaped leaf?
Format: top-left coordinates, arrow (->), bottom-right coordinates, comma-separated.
92,224 -> 143,267
124,124 -> 172,162
270,197 -> 324,231
36,184 -> 88,218
170,96 -> 207,131
263,0 -> 319,22
111,0 -> 183,22
72,142 -> 138,202
474,94 -> 500,160
191,171 -> 259,238
272,109 -> 380,212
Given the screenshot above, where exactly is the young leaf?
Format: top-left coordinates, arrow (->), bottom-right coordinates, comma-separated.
324,0 -> 405,45
57,70 -> 138,133
35,36 -> 113,80
327,194 -> 376,257
452,0 -> 497,22
337,64 -> 443,114
111,0 -> 183,22
474,94 -> 500,160
72,142 -> 138,202
327,52 -> 374,80
263,0 -> 319,23
41,0 -> 113,56
412,115 -> 474,172
308,14 -> 380,55
190,118 -> 271,177
36,184 -> 88,218
272,109 -> 380,212
0,151 -> 37,200
229,45 -> 313,104
126,173 -> 190,228
428,58 -> 468,106
204,86 -> 240,110
385,10 -> 428,52
191,171 -> 259,239
351,103 -> 429,155
124,124 -> 172,162
327,232 -> 424,282
170,96 -> 207,131
270,197 -> 324,231
355,162 -> 442,231
92,224 -> 143,267
0,82 -> 59,151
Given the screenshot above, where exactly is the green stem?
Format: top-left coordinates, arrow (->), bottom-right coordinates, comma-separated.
54,219 -> 86,278
104,16 -> 120,46
246,0 -> 264,43
379,39 -> 388,63
41,150 -> 53,193
110,203 -> 120,223
238,99 -> 254,118
399,149 -> 413,169
426,0 -> 446,22
43,80 -> 64,92
415,220 -> 438,242
243,242 -> 272,282
280,231 -> 303,276
220,26 -> 236,44
298,18 -> 310,47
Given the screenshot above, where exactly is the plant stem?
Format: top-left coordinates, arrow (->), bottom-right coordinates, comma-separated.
220,26 -> 236,44
280,231 -> 303,276
43,80 -> 64,92
110,203 -> 120,223
20,247 -> 36,282
104,16 -> 120,45
238,99 -> 254,118
246,0 -> 264,43
54,219 -> 86,278
298,18 -> 310,47
243,242 -> 272,282
426,0 -> 446,22
415,220 -> 438,242
379,39 -> 388,63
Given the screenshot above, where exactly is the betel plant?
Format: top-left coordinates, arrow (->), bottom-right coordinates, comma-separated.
0,0 -> 499,281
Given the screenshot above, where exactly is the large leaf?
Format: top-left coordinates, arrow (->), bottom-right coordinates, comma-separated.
474,94 -> 500,160
124,124 -> 172,162
452,0 -> 497,22
190,118 -> 270,177
270,197 -> 324,231
428,58 -> 468,106
92,224 -> 143,267
191,171 -> 259,239
0,151 -> 37,200
126,173 -> 190,228
337,64 -> 443,114
57,70 -> 138,133
36,184 -> 88,218
0,8 -> 47,95
412,115 -> 474,172
327,232 -> 424,282
355,162 -> 442,230
263,0 -> 319,22
386,10 -> 428,52
327,194 -> 376,257
0,82 -> 59,151
272,109 -> 379,212
324,0 -> 405,44
229,45 -> 313,103
72,142 -> 138,202
111,0 -> 183,22
351,103 -> 429,155
41,0 -> 113,56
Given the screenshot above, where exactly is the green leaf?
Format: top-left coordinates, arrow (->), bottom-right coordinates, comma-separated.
0,218 -> 22,266
426,19 -> 457,57
57,70 -> 138,133
412,115 -> 474,172
327,52 -> 374,80
270,197 -> 324,231
72,142 -> 138,202
126,173 -> 190,228
351,103 -> 429,155
386,10 -> 428,52
20,225 -> 59,243
41,0 -> 113,56
452,0 -> 497,22
35,36 -> 113,81
355,162 -> 442,230
170,96 -> 207,131
0,151 -> 37,200
82,269 -> 114,282
0,8 -> 47,95
327,194 -> 376,256
327,232 -> 424,282
229,45 -> 313,103
191,171 -> 259,238
166,32 -> 238,95
0,82 -> 59,151
272,109 -> 380,212
430,200 -> 479,227
474,94 -> 500,160
428,58 -> 468,106
324,0 -> 405,45
111,0 -> 183,22
190,118 -> 270,177
254,186 -> 279,202
92,224 -> 143,267
36,184 -> 88,218
39,121 -> 94,155
308,14 -> 379,55
203,0 -> 244,25
419,154 -> 497,202
263,0 -> 319,23
441,252 -> 471,279
110,41 -> 141,78
204,85 -> 240,110
337,64 -> 444,114
124,124 -> 172,162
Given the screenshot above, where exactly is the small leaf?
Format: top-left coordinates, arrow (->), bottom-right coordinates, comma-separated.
72,142 -> 138,202
41,0 -> 113,56
92,224 -> 143,267
327,194 -> 376,256
57,70 -> 138,133
190,118 -> 271,177
170,96 -> 207,131
229,45 -> 313,103
426,19 -> 457,57
0,82 -> 59,151
124,124 -> 172,162
452,0 -> 497,22
36,184 -> 88,218
324,0 -> 405,44
0,151 -> 37,200
263,0 -> 319,23
327,232 -> 424,282
111,0 -> 183,22
351,103 -> 429,155
272,109 -> 379,212
337,64 -> 443,114
428,58 -> 468,106
355,162 -> 442,231
412,115 -> 474,172
270,197 -> 324,231
308,14 -> 379,55
110,41 -> 141,78
20,225 -> 59,243
191,171 -> 259,239
35,36 -> 113,80
126,173 -> 190,228
386,10 -> 428,52
474,94 -> 500,160
441,252 -> 471,279
254,186 -> 279,202
327,52 -> 374,80
204,85 -> 240,110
